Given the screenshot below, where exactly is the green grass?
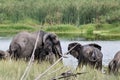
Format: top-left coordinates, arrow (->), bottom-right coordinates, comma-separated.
0,23 -> 120,40
0,60 -> 120,80
0,24 -> 39,36
44,24 -> 80,33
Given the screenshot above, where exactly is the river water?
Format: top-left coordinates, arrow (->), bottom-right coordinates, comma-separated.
0,37 -> 120,68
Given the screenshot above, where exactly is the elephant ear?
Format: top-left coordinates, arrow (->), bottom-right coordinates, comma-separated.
88,43 -> 101,50
43,33 -> 51,43
68,42 -> 82,51
43,33 -> 58,44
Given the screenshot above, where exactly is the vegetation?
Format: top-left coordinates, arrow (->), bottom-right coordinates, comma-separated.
0,60 -> 119,80
0,0 -> 119,25
0,0 -> 120,40
0,24 -> 39,36
0,0 -> 120,79
0,23 -> 120,40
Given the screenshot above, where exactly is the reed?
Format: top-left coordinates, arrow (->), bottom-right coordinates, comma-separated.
0,0 -> 119,25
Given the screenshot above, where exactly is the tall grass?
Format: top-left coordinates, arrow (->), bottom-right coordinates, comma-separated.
0,0 -> 119,25
0,60 -> 120,80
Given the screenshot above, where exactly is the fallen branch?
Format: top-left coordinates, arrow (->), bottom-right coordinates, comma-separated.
52,72 -> 87,80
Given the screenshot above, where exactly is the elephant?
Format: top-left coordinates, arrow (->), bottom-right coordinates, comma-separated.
36,33 -> 62,64
9,30 -> 62,63
0,50 -> 10,59
34,31 -> 62,63
108,51 -> 120,74
68,42 -> 103,70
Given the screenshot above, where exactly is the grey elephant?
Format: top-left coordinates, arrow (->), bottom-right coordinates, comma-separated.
68,42 -> 103,70
36,32 -> 62,64
9,30 -> 62,63
108,51 -> 120,74
0,50 -> 10,59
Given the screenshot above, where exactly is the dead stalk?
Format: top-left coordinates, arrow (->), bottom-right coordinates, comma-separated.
20,31 -> 40,80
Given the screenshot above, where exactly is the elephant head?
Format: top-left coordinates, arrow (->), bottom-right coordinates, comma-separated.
108,51 -> 120,74
68,42 -> 82,59
32,31 -> 62,64
9,42 -> 21,59
43,33 -> 62,58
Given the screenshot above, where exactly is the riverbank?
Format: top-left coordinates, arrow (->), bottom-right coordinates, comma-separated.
0,23 -> 120,40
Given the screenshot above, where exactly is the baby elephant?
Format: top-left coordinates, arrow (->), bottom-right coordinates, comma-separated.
68,42 -> 103,70
0,50 -> 10,59
108,51 -> 120,74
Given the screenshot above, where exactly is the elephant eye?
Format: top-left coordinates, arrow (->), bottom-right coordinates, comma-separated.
89,51 -> 93,56
23,39 -> 27,44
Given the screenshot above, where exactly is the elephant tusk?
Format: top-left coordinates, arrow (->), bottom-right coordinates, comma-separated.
10,52 -> 14,59
62,55 -> 68,58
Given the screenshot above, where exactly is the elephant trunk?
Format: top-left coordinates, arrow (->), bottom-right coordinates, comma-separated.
54,43 -> 62,58
89,52 -> 97,62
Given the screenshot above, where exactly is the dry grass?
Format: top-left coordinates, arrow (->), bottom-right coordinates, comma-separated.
0,59 -> 120,80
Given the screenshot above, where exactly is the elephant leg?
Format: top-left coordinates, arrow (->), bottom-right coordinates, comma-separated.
95,61 -> 102,70
37,49 -> 47,63
47,52 -> 56,64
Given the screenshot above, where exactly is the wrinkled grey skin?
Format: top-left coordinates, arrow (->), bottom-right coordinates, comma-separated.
0,50 -> 10,59
68,42 -> 103,70
108,51 -> 120,74
9,30 -> 62,63
9,31 -> 35,60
